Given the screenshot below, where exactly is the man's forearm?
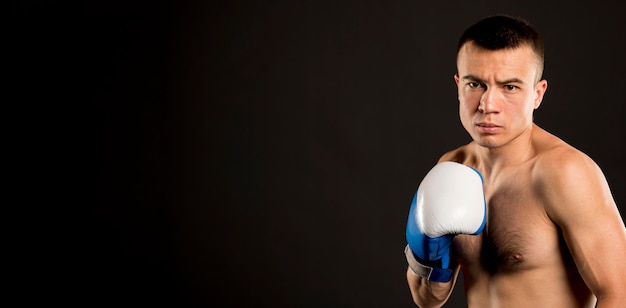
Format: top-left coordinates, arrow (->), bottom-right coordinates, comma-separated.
406,267 -> 456,307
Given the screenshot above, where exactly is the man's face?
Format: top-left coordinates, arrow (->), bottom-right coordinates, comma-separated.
455,42 -> 547,149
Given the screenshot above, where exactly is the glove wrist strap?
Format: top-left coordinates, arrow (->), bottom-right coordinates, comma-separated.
404,245 -> 453,283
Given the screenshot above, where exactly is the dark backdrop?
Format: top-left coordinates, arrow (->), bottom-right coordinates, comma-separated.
17,1 -> 625,307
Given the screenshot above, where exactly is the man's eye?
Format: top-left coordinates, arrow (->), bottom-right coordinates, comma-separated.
505,85 -> 517,91
468,82 -> 481,88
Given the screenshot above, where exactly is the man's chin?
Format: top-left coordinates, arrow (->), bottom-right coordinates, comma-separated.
472,135 -> 502,148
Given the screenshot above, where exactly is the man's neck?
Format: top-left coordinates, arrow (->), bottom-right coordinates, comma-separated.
474,124 -> 538,176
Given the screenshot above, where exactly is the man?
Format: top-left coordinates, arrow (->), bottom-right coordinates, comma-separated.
404,15 -> 626,307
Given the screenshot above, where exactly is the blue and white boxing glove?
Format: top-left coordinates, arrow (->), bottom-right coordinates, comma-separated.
405,161 -> 486,282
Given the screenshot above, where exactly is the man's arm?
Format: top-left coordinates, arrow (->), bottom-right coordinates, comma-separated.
406,262 -> 460,307
404,161 -> 485,307
538,150 -> 626,307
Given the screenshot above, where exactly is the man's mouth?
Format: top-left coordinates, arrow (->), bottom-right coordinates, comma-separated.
476,123 -> 501,133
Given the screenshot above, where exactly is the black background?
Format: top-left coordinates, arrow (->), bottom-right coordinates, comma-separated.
16,0 -> 625,307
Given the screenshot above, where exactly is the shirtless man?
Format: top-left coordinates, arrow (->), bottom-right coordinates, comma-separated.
404,15 -> 626,307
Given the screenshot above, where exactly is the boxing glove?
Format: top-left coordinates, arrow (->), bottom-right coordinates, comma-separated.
405,161 -> 486,282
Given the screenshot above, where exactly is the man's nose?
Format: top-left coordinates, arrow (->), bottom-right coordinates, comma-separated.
478,87 -> 499,113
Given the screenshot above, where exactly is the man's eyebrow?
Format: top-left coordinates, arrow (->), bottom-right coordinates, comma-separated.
461,75 -> 484,82
461,75 -> 525,85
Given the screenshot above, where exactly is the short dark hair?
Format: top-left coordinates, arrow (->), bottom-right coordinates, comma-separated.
457,15 -> 544,78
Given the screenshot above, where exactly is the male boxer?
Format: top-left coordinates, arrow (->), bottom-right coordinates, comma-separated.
405,16 -> 626,307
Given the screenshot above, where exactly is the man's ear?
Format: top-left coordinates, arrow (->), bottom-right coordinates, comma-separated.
454,74 -> 460,85
534,79 -> 548,109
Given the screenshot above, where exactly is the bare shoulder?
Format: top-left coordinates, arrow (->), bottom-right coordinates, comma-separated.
533,142 -> 604,188
531,134 -> 616,225
530,126 -> 601,180
534,144 -> 598,178
437,143 -> 476,165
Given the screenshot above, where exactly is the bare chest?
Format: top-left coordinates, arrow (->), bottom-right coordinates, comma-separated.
452,170 -> 562,273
